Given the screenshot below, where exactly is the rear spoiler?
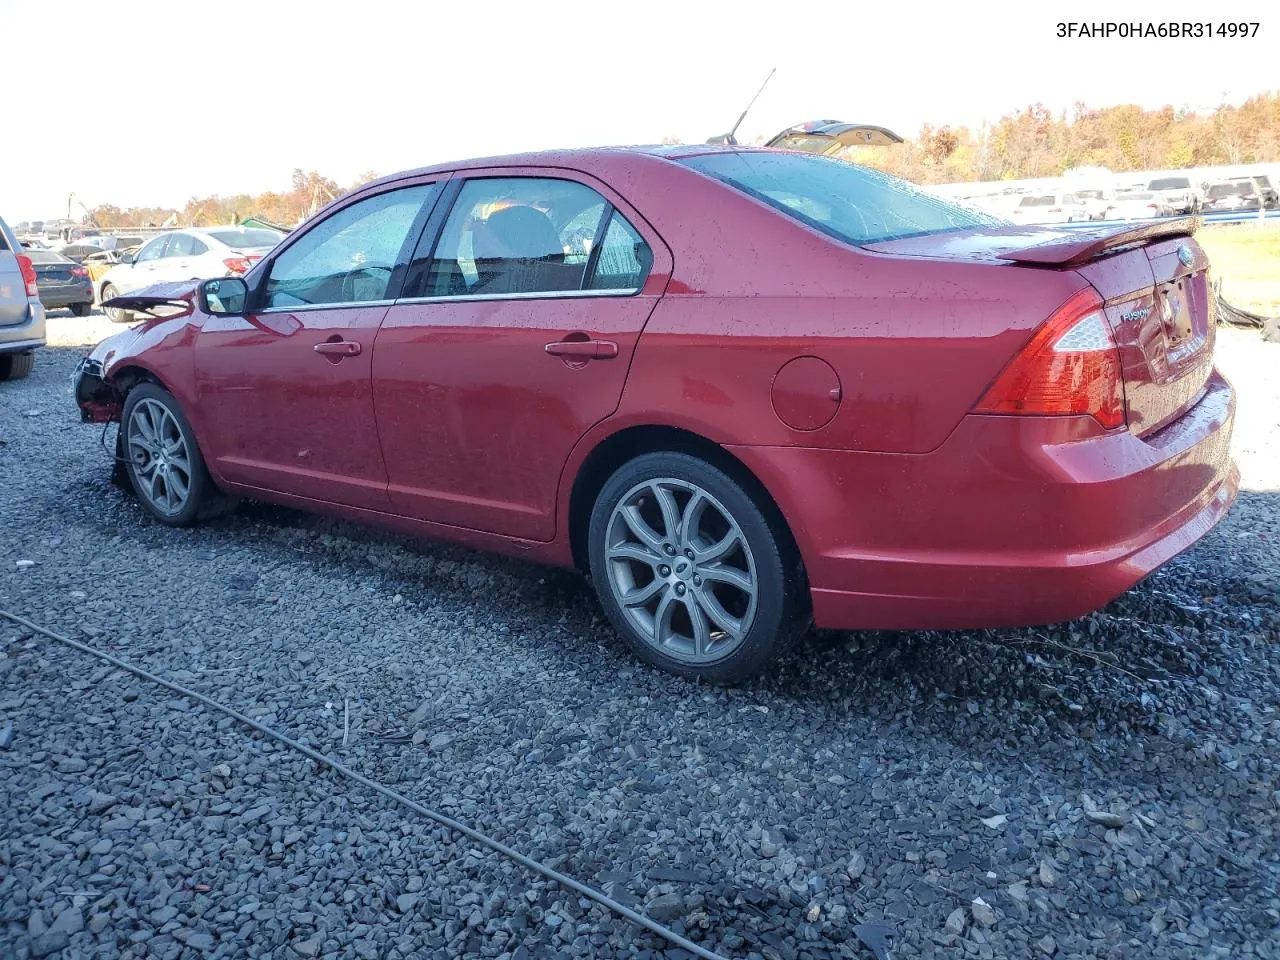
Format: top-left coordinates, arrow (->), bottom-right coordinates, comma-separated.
998,216 -> 1198,266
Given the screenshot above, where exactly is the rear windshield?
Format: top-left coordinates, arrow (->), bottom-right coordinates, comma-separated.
680,151 -> 1003,244
207,228 -> 283,248
1208,183 -> 1250,198
25,250 -> 71,263
1148,177 -> 1190,190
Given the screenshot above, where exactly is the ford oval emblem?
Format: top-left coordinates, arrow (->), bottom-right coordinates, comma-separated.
1177,244 -> 1194,267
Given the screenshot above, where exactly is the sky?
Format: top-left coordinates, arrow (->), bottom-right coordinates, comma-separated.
1,0 -> 1274,223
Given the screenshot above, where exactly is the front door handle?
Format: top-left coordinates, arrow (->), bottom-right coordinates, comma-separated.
314,340 -> 362,357
544,339 -> 618,359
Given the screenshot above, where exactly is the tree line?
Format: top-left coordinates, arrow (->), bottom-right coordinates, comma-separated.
86,94 -> 1280,228
843,93 -> 1280,184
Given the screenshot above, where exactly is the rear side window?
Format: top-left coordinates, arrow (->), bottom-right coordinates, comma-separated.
423,177 -> 611,297
681,151 -> 1002,244
264,184 -> 436,308
588,212 -> 651,290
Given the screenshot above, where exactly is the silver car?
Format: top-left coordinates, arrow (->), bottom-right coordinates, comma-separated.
0,214 -> 46,381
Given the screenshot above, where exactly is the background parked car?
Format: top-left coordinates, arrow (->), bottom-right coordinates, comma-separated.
1107,190 -> 1169,221
97,226 -> 284,322
1202,179 -> 1263,213
1145,175 -> 1200,214
25,250 -> 94,316
1227,173 -> 1278,209
1008,192 -> 1093,224
0,214 -> 46,381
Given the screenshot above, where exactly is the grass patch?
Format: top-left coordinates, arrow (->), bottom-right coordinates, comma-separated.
1197,223 -> 1280,317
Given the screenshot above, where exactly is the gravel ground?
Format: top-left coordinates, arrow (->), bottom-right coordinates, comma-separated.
2,311 -> 1278,960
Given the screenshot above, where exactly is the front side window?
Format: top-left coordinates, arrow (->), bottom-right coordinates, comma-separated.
681,151 -> 1004,244
264,184 -> 435,309
135,236 -> 168,262
425,178 -> 613,297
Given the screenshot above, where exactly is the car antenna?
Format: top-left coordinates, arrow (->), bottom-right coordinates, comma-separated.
706,67 -> 777,146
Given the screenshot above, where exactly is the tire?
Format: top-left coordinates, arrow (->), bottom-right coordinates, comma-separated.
101,284 -> 131,324
587,451 -> 807,684
69,302 -> 92,317
0,351 -> 35,381
120,382 -> 231,526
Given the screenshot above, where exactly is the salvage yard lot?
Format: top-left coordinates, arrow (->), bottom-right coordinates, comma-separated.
1,317 -> 1278,959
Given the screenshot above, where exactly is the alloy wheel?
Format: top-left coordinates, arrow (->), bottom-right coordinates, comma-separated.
127,397 -> 193,517
604,478 -> 758,664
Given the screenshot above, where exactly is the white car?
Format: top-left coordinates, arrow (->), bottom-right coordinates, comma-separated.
97,226 -> 283,322
1008,193 -> 1093,224
1107,191 -> 1168,221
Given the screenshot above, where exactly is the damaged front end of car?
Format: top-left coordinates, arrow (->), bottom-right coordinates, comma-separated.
72,281 -> 200,425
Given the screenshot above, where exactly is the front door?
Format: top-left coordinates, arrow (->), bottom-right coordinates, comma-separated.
373,172 -> 670,541
194,182 -> 440,510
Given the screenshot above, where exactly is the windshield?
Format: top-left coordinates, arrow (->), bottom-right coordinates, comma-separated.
1148,178 -> 1190,190
207,228 -> 283,249
680,151 -> 1004,245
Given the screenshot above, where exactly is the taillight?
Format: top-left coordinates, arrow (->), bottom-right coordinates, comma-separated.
71,266 -> 89,278
16,254 -> 39,297
973,288 -> 1126,430
223,255 -> 260,275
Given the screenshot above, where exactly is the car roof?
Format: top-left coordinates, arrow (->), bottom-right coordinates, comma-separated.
359,144 -> 761,188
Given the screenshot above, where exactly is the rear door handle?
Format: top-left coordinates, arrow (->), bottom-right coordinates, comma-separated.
544,339 -> 618,359
314,340 -> 362,357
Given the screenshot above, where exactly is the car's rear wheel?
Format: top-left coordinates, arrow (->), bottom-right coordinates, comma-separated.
121,383 -> 227,526
587,451 -> 806,684
101,284 -> 130,323
0,351 -> 35,381
69,302 -> 92,317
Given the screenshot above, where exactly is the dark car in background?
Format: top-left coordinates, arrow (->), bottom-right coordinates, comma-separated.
1202,179 -> 1264,213
25,250 -> 94,316
0,214 -> 47,381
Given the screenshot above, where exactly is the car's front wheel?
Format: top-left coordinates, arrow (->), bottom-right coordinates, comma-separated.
587,451 -> 807,684
120,383 -> 225,526
101,284 -> 131,323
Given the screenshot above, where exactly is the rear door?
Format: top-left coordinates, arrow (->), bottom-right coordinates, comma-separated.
194,180 -> 441,510
373,170 -> 672,540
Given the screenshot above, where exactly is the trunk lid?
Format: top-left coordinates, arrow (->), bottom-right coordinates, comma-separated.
1075,236 -> 1215,437
33,261 -> 76,283
866,218 -> 1214,437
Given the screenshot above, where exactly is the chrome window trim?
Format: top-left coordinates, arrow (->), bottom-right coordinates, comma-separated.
258,299 -> 397,314
394,287 -> 639,306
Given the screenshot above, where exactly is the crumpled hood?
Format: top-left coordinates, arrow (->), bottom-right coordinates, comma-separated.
99,279 -> 201,313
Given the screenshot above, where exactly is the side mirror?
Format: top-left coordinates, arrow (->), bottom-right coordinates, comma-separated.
202,277 -> 249,316
119,251 -> 135,264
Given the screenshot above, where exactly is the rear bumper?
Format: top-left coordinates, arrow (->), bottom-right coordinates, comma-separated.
729,371 -> 1238,631
0,300 -> 46,352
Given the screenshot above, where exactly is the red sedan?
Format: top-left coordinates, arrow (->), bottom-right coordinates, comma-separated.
75,146 -> 1239,683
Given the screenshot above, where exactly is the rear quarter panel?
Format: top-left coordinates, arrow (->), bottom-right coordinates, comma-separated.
607,158 -> 1089,454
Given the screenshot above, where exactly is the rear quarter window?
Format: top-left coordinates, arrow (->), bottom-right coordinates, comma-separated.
680,151 -> 1004,245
